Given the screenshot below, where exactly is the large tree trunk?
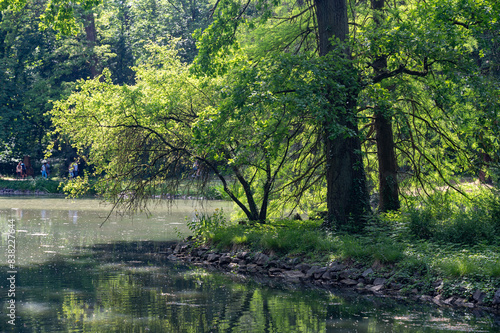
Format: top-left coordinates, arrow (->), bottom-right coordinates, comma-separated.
371,0 -> 400,212
315,0 -> 370,231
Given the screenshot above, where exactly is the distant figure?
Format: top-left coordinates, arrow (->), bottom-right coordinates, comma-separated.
41,163 -> 48,179
68,165 -> 74,179
73,162 -> 79,178
46,162 -> 51,179
16,162 -> 22,179
192,161 -> 199,177
21,163 -> 27,179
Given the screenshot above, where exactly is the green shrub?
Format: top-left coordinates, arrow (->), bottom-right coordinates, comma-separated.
187,208 -> 227,242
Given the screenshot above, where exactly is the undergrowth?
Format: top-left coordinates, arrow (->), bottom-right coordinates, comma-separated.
188,188 -> 500,287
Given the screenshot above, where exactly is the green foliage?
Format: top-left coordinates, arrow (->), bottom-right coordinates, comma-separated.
403,189 -> 500,245
0,178 -> 62,193
187,208 -> 227,242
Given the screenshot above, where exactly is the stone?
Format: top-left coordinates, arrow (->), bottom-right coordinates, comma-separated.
228,263 -> 239,270
268,267 -> 282,275
167,254 -> 177,261
321,270 -> 339,281
369,285 -> 384,293
231,258 -> 245,265
207,253 -> 220,262
420,295 -> 433,302
219,256 -> 232,265
340,278 -> 358,286
373,278 -> 386,286
443,297 -> 455,305
362,268 -> 374,277
493,288 -> 500,305
254,253 -> 270,266
432,295 -> 442,306
247,264 -> 259,273
283,270 -> 306,282
294,263 -> 311,273
472,290 -> 486,304
329,263 -> 346,272
313,267 -> 328,279
305,266 -> 323,279
237,252 -> 249,259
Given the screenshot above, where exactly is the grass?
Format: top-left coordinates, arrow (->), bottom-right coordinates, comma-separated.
0,177 -> 63,193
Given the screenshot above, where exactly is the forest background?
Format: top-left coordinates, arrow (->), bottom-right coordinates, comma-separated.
1,0 -> 500,305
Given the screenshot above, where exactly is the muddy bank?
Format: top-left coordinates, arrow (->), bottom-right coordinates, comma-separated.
165,240 -> 500,315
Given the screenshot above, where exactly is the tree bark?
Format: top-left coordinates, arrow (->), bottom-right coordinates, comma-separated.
375,110 -> 400,211
315,0 -> 370,231
371,0 -> 400,212
84,11 -> 99,79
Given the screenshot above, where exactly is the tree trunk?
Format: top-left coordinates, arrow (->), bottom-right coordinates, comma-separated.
315,0 -> 370,231
375,111 -> 400,211
371,0 -> 400,212
84,11 -> 99,79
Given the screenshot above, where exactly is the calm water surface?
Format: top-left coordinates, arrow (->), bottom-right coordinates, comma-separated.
0,197 -> 499,332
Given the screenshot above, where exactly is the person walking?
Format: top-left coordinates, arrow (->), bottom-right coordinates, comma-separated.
73,162 -> 78,178
41,163 -> 48,179
16,162 -> 22,179
21,162 -> 27,179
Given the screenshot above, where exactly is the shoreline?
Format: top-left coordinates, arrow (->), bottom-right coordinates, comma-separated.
167,240 -> 500,316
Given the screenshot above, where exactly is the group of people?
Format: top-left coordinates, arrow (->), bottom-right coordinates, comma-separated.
16,160 -> 78,180
16,162 -> 27,179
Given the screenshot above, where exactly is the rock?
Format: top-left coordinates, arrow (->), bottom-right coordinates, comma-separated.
173,243 -> 186,254
432,295 -> 442,306
207,253 -> 220,262
321,270 -> 339,281
167,254 -> 177,261
219,256 -> 232,265
493,288 -> 500,305
268,267 -> 283,275
305,266 -> 323,279
329,263 -> 346,272
231,258 -> 245,265
368,284 -> 384,293
373,278 -> 386,286
420,295 -> 433,302
228,263 -> 239,270
247,264 -> 259,273
362,268 -> 374,277
389,283 -> 403,290
237,252 -> 249,259
313,267 -> 328,279
283,270 -> 306,282
267,260 -> 280,268
254,253 -> 270,266
340,278 -> 358,286
472,290 -> 486,304
294,263 -> 311,273
443,297 -> 455,305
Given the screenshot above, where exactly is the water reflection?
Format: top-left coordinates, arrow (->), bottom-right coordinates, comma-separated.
1,241 -> 498,332
0,198 -> 499,332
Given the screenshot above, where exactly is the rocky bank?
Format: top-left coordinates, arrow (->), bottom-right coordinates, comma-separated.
165,240 -> 500,315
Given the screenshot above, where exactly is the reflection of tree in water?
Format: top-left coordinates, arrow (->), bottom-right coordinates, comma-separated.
3,241 -> 498,332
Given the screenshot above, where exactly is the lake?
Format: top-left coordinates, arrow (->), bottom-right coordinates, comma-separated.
1,197 -> 499,332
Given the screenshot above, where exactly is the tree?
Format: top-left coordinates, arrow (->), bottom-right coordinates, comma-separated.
50,42 -> 327,221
